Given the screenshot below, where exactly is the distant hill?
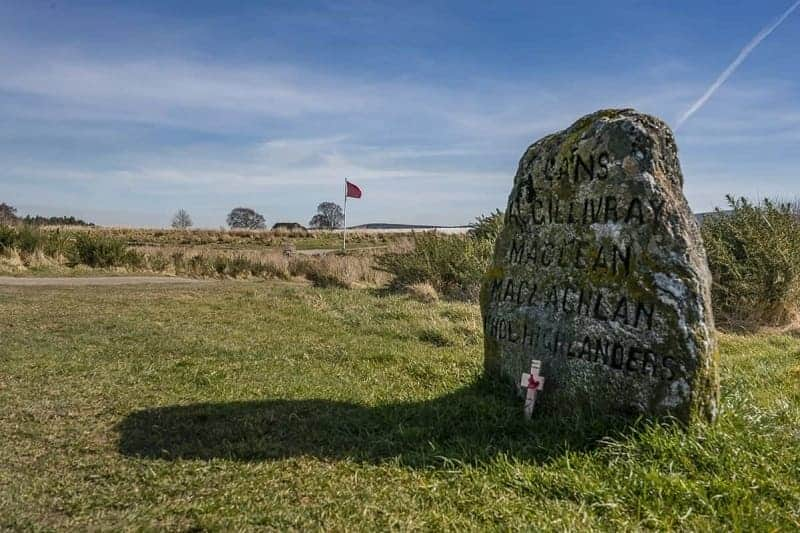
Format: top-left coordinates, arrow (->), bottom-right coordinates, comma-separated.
354,215 -> 726,229
350,223 -> 470,230
696,210 -> 732,224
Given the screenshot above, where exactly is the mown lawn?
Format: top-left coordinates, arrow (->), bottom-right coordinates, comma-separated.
1,282 -> 798,530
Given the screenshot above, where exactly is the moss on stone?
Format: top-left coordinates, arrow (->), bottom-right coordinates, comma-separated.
481,109 -> 720,425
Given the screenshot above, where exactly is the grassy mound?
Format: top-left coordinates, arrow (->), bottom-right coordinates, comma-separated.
1,282 -> 798,530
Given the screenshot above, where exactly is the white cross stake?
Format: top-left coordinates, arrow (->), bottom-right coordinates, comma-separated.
520,360 -> 545,419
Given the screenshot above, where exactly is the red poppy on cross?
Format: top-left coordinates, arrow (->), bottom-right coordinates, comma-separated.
520,360 -> 545,419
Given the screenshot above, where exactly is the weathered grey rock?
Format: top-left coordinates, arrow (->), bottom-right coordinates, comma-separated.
481,109 -> 719,423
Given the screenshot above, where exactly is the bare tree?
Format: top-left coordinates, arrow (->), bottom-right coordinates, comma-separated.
308,202 -> 344,229
227,207 -> 266,229
171,209 -> 193,229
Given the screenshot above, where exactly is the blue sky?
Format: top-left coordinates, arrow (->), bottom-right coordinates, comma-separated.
0,1 -> 798,227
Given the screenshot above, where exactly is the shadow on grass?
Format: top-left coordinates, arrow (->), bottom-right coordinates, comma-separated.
117,378 -> 641,467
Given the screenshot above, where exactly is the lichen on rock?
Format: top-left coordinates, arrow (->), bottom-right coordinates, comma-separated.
481,109 -> 719,424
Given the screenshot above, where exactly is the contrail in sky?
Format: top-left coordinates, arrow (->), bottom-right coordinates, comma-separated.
676,0 -> 800,129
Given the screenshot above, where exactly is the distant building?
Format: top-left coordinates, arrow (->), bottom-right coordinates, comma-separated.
272,222 -> 308,233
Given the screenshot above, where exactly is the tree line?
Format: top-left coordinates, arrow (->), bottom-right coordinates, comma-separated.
0,201 -> 346,230
0,203 -> 94,226
172,202 -> 345,230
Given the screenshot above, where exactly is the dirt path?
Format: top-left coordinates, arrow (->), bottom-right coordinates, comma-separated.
0,276 -> 209,287
293,245 -> 388,256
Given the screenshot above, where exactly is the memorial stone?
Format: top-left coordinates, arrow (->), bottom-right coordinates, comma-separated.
481,109 -> 720,423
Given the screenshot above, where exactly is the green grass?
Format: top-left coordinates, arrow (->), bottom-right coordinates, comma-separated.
0,266 -> 169,278
1,282 -> 798,530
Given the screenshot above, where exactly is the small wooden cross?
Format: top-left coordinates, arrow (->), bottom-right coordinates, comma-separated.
520,360 -> 545,419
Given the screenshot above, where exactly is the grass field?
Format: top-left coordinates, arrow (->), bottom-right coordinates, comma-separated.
1,281 -> 799,530
0,225 -> 397,286
44,226 -> 408,251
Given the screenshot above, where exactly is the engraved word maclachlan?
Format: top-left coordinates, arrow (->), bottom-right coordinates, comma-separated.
480,109 -> 720,423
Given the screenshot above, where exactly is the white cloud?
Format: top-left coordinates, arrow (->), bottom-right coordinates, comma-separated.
0,53 -> 373,120
1,39 -> 798,225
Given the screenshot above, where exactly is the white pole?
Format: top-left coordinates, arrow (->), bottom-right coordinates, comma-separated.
343,178 -> 347,253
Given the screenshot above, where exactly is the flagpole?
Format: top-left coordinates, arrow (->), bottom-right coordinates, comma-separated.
343,178 -> 347,253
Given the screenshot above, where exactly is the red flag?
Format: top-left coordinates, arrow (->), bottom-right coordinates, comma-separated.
346,180 -> 362,199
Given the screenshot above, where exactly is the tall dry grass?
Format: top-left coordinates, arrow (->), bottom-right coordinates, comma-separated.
290,253 -> 389,288
55,226 -> 404,249
0,224 -> 397,286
